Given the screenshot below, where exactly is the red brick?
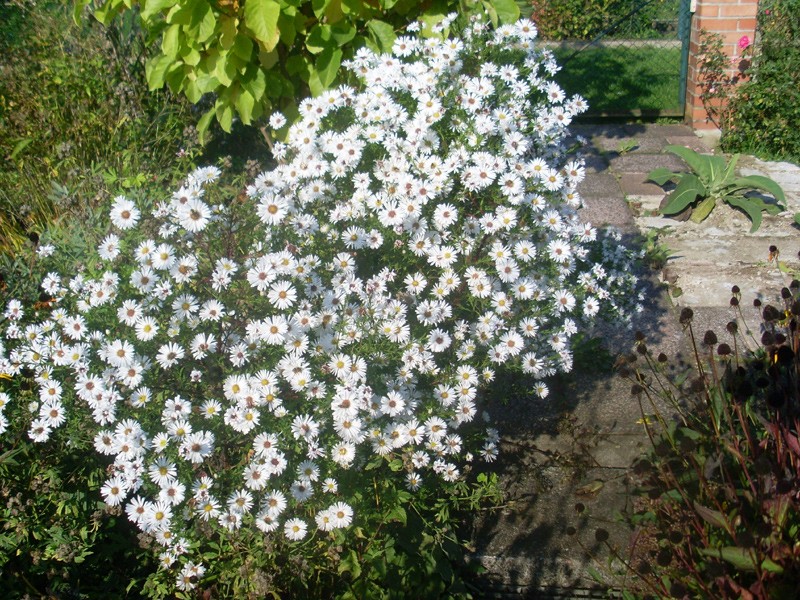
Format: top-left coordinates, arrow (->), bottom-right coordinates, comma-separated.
696,4 -> 720,17
719,5 -> 757,17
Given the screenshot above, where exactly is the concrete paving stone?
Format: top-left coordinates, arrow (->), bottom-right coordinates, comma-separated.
590,135 -> 669,154
665,135 -> 715,152
618,173 -> 667,197
577,172 -> 622,198
578,196 -> 635,229
580,151 -> 610,174
607,152 -> 686,174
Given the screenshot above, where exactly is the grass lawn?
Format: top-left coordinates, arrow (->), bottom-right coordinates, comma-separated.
552,44 -> 684,116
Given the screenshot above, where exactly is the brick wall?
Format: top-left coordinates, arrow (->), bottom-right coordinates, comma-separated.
685,0 -> 759,129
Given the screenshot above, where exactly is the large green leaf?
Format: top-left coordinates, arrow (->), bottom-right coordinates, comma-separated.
140,0 -> 177,21
698,547 -> 757,571
161,23 -> 181,58
245,0 -> 281,51
647,167 -> 679,186
366,19 -> 396,53
689,196 -> 716,223
190,0 -> 216,44
145,54 -> 176,90
664,145 -> 726,187
235,88 -> 256,124
732,175 -> 786,205
726,195 -> 763,232
490,0 -> 520,24
692,502 -> 728,529
660,173 -> 705,215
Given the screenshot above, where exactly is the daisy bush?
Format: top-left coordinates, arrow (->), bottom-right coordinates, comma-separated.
0,16 -> 642,597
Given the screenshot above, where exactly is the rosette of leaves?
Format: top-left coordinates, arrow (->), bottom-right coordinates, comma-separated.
647,145 -> 785,232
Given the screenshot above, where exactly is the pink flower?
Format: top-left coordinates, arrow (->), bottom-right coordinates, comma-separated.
738,35 -> 751,50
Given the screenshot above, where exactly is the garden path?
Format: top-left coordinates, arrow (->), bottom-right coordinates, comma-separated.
469,123 -> 800,598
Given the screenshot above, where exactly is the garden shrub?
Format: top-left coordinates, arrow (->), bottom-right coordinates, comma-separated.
620,277 -> 800,598
722,0 -> 800,162
1,15 -> 642,597
0,0 -> 199,258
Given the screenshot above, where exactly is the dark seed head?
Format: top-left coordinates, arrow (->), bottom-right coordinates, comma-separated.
762,331 -> 776,346
679,307 -> 694,324
791,279 -> 800,291
566,526 -> 577,536
754,298 -> 762,308
769,245 -> 778,254
726,321 -> 738,334
634,331 -> 645,342
730,296 -> 740,307
777,346 -> 794,365
657,548 -> 673,566
775,333 -> 787,345
791,301 -> 800,316
631,384 -> 644,396
703,330 -> 718,346
763,304 -> 782,321
731,285 -> 740,294
658,352 -> 668,363
717,343 -> 732,356
594,528 -> 609,543
782,287 -> 792,299
574,503 -> 585,514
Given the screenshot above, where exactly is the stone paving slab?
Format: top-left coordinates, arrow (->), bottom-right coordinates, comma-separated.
577,172 -> 622,198
607,152 -> 687,174
617,173 -> 668,197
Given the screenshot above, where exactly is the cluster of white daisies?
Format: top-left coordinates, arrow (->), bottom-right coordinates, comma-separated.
0,16 -> 641,591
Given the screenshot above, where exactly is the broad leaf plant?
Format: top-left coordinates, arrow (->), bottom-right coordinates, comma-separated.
648,145 -> 785,232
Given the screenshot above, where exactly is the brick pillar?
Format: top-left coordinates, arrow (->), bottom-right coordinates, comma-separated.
685,0 -> 759,130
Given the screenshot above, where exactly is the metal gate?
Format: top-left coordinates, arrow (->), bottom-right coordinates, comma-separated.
538,0 -> 693,118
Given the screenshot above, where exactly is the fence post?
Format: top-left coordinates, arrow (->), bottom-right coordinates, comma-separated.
684,0 -> 760,130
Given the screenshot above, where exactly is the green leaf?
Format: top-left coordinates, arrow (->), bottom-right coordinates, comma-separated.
761,558 -> 784,574
692,502 -> 728,529
73,0 -> 91,25
145,54 -> 175,90
245,0 -> 281,51
232,34 -> 254,61
339,549 -> 362,580
197,106 -> 215,144
306,23 -> 332,54
482,1 -> 499,28
732,175 -> 786,205
489,0 -> 521,24
9,138 -> 32,161
242,65 -> 267,100
313,45 -> 342,89
219,15 -> 238,48
698,547 -> 758,571
647,167 -> 679,186
661,173 -> 704,215
726,195 -> 763,232
216,98 -> 234,132
794,213 -> 800,227
141,0 -> 177,21
719,153 -> 739,187
161,23 -> 181,58
366,19 -> 395,53
191,0 -> 217,44
689,196 -> 716,223
664,145 -> 726,187
385,504 -> 406,525
235,88 -> 255,124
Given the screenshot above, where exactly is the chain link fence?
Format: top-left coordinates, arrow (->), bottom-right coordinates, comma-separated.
531,0 -> 692,118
